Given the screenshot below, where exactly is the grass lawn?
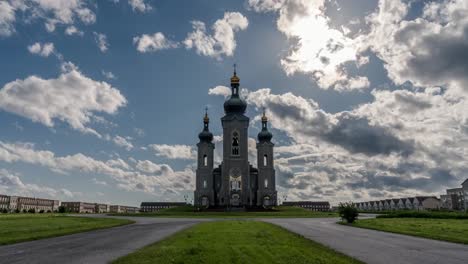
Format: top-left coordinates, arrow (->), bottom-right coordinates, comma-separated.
351,218 -> 468,244
113,205 -> 337,218
114,221 -> 362,264
0,214 -> 133,245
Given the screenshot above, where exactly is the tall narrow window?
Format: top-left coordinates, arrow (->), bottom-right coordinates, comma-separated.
264,178 -> 268,188
203,155 -> 208,166
264,155 -> 268,166
203,180 -> 207,189
232,131 -> 239,156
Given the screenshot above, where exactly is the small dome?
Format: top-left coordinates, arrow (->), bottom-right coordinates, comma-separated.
198,129 -> 213,142
224,96 -> 247,114
258,129 -> 272,142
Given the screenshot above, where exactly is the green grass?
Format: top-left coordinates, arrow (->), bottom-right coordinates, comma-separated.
0,214 -> 133,245
351,218 -> 468,244
112,205 -> 337,218
114,221 -> 362,264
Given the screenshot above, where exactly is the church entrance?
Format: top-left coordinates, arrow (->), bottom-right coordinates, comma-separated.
231,193 -> 240,207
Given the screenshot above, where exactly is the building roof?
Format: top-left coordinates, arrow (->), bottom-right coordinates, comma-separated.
283,201 -> 330,206
415,196 -> 437,203
140,202 -> 186,207
462,178 -> 468,186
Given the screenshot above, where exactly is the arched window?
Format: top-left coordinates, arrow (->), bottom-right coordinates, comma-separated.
264,178 -> 268,188
232,131 -> 240,156
203,155 -> 208,166
263,154 -> 268,166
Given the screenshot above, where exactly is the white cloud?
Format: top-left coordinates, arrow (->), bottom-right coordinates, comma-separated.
148,144 -> 196,160
248,0 -> 369,91
0,1 -> 16,37
27,42 -> 55,57
184,12 -> 248,59
133,32 -> 178,53
92,177 -> 107,186
0,169 -> 77,199
93,32 -> 109,53
128,0 -> 152,13
113,135 -> 133,150
208,85 -> 231,98
359,0 -> 468,92
0,141 -> 194,196
65,25 -> 83,36
0,64 -> 127,136
102,70 -> 116,80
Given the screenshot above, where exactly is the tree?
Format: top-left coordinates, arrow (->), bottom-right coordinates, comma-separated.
338,202 -> 359,223
58,206 -> 67,213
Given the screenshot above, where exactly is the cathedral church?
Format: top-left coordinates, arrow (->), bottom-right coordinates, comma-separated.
194,70 -> 277,208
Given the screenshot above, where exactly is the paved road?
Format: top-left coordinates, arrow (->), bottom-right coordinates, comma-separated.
262,217 -> 468,264
0,216 -> 211,264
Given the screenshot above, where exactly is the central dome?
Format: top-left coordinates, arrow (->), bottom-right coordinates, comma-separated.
224,95 -> 247,114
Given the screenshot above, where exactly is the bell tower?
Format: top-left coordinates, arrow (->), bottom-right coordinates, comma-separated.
194,108 -> 215,207
257,109 -> 277,206
220,67 -> 251,207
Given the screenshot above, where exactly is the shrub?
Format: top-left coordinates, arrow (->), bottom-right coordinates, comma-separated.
15,209 -> 20,213
2,208 -> 8,213
338,202 -> 359,223
377,211 -> 468,219
58,206 -> 67,213
39,210 -> 44,213
28,208 -> 36,214
22,209 -> 27,213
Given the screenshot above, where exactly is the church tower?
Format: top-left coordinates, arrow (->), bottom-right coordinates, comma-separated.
194,109 -> 215,207
219,69 -> 251,207
256,110 -> 277,206
194,69 -> 277,208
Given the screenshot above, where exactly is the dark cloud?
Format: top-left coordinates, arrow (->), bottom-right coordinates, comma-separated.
324,113 -> 414,156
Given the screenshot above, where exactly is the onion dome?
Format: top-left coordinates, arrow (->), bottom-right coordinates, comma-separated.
198,109 -> 213,143
224,67 -> 247,114
258,109 -> 273,142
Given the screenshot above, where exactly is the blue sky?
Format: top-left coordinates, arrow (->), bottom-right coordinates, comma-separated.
0,0 -> 467,206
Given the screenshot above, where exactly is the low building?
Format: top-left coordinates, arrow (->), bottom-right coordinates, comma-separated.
95,203 -> 109,213
446,188 -> 464,210
462,179 -> 468,212
440,194 -> 453,210
414,196 -> 439,210
16,196 -> 59,212
140,202 -> 186,212
282,201 -> 330,211
0,194 -> 10,211
110,205 -> 139,213
61,202 -> 96,213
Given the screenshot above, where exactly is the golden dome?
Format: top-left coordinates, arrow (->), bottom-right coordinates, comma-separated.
261,108 -> 268,122
231,73 -> 240,85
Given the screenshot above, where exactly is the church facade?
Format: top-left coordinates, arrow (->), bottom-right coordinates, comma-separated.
194,71 -> 277,208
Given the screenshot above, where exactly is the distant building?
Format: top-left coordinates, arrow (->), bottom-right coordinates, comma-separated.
95,203 -> 109,213
0,194 -> 59,212
462,179 -> 468,211
62,202 -> 96,213
355,196 -> 439,211
446,188 -> 465,211
140,202 -> 186,212
282,201 -> 330,211
110,205 -> 139,213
